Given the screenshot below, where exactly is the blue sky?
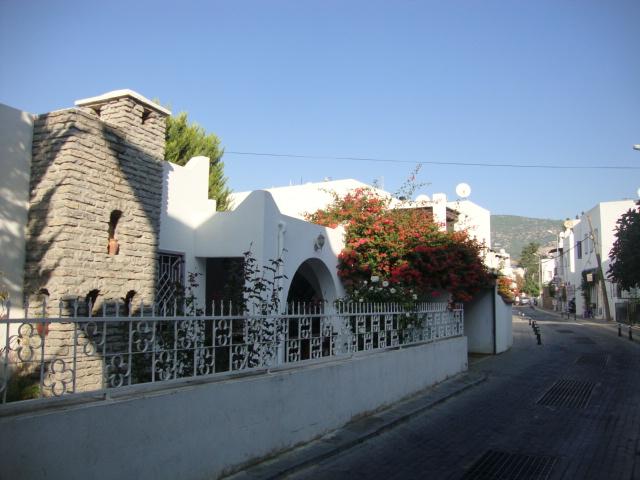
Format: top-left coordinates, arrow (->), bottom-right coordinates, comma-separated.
1,0 -> 638,219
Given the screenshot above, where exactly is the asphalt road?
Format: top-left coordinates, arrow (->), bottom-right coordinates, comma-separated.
280,307 -> 640,479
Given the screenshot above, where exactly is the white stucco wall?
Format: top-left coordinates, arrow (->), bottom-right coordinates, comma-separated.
495,293 -> 513,353
196,190 -> 345,304
0,103 -> 33,319
159,156 -> 217,302
464,286 -> 512,354
0,336 -> 467,480
161,162 -> 346,308
448,199 -> 491,248
464,288 -> 494,354
229,178 -> 391,219
540,256 -> 555,284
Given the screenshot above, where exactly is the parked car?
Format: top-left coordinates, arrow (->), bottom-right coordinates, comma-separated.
519,297 -> 530,305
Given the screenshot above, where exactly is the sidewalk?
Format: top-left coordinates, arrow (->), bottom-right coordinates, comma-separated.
224,370 -> 487,480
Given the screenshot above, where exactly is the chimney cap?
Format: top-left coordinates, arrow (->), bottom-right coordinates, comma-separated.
75,89 -> 171,116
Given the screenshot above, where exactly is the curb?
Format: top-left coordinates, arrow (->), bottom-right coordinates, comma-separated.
529,306 -> 640,345
227,371 -> 487,479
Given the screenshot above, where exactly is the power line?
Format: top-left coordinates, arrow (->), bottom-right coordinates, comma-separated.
225,151 -> 640,170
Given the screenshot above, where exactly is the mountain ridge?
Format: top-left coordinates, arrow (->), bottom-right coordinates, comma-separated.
491,214 -> 564,261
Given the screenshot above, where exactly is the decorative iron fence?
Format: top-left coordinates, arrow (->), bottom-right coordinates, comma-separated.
0,299 -> 463,404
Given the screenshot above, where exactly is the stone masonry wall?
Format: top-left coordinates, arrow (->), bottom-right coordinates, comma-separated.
25,97 -> 167,310
12,95 -> 168,395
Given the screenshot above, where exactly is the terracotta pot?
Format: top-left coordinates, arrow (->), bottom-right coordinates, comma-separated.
36,322 -> 49,337
107,238 -> 119,255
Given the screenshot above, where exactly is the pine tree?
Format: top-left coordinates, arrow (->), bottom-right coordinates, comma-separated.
165,112 -> 231,210
519,242 -> 541,296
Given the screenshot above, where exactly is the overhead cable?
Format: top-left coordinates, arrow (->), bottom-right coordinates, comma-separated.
225,151 -> 640,170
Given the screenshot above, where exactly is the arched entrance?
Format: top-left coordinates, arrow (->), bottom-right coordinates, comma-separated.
284,258 -> 337,362
286,258 -> 337,306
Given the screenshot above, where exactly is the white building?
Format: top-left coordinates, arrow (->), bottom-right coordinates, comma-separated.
540,255 -> 556,285
230,180 -> 472,234
230,179 -> 391,220
161,158 -> 346,310
448,199 -> 491,248
0,89 -> 497,318
231,181 -> 494,262
552,201 -> 636,319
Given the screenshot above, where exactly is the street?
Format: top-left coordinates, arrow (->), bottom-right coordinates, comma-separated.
237,308 -> 640,479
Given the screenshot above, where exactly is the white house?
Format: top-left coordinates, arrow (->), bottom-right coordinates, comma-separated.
0,88 -> 505,336
161,158 -> 345,310
0,90 -> 512,480
230,180 -> 467,233
448,198 -> 491,248
173,172 -> 497,311
552,200 -> 636,319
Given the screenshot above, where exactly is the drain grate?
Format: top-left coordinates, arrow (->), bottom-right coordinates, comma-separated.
574,336 -> 596,344
556,329 -> 574,334
537,379 -> 595,408
576,353 -> 609,368
461,450 -> 558,479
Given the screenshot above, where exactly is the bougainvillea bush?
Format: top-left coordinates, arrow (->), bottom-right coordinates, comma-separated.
497,275 -> 516,303
307,188 -> 494,304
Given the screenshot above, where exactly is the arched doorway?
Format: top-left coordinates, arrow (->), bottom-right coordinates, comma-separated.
286,258 -> 337,307
285,258 -> 337,362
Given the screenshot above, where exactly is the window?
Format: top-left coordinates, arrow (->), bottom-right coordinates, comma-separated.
107,210 -> 123,255
584,234 -> 589,254
576,240 -> 582,259
156,252 -> 185,307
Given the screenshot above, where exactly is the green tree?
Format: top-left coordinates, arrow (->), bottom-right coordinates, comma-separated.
608,201 -> 640,291
165,112 -> 231,210
519,241 -> 541,296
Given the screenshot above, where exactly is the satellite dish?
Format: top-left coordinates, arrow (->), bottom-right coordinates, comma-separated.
637,187 -> 640,198
455,183 -> 471,198
415,194 -> 430,203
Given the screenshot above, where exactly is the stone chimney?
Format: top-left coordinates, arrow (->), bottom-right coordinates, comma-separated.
25,89 -> 172,309
75,89 -> 171,160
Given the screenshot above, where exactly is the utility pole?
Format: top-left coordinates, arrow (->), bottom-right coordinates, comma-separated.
586,215 -> 612,322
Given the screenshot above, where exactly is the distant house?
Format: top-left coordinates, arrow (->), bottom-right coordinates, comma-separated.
552,200 -> 637,320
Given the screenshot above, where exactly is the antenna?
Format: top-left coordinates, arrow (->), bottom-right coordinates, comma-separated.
455,183 -> 471,199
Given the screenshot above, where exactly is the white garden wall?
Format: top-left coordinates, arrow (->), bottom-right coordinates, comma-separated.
0,336 -> 467,480
464,286 -> 512,354
495,293 -> 514,353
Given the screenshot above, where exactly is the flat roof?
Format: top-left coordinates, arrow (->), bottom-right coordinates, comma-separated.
75,89 -> 171,116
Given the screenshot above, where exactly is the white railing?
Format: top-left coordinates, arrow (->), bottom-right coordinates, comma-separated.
0,299 -> 463,404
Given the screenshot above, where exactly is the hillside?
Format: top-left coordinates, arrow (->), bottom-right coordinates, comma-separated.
491,215 -> 564,261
